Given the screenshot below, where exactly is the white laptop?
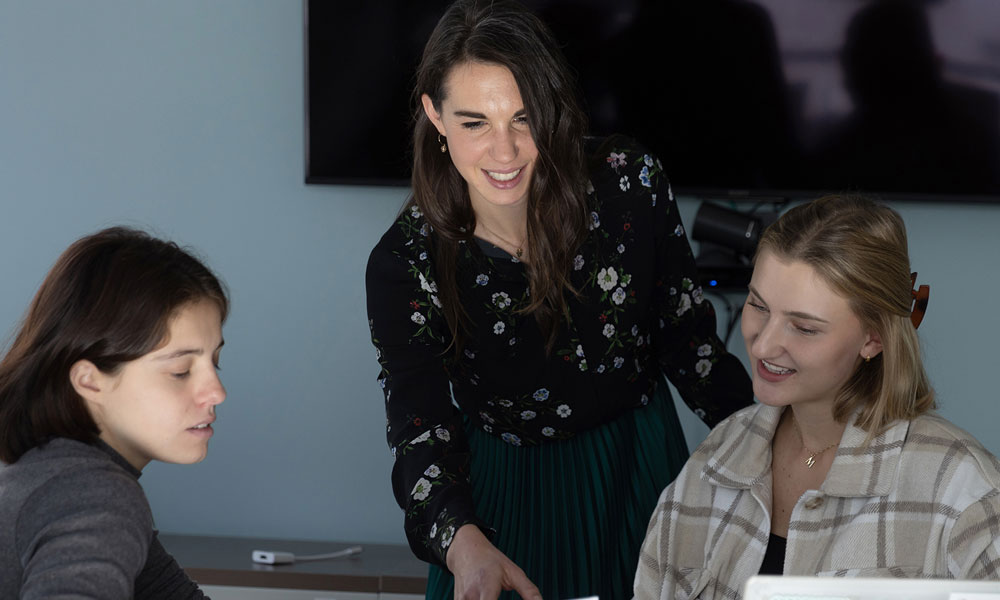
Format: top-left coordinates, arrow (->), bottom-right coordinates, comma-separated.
743,575 -> 1000,600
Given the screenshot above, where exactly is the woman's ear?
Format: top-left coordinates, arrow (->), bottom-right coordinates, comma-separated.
421,94 -> 446,136
69,359 -> 104,405
861,331 -> 884,361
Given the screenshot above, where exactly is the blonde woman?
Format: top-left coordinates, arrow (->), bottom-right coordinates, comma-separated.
635,195 -> 1000,599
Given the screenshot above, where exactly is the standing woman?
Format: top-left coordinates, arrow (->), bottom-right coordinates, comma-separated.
365,1 -> 752,599
0,227 -> 227,599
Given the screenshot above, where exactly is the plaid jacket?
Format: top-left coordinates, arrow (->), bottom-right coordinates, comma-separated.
635,404 -> 1000,599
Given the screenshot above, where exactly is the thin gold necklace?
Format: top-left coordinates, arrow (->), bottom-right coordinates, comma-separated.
791,416 -> 838,468
477,220 -> 526,260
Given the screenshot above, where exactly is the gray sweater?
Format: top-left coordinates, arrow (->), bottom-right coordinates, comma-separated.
0,438 -> 207,599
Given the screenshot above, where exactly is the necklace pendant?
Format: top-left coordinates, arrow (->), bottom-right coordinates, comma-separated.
515,247 -> 523,259
805,454 -> 817,468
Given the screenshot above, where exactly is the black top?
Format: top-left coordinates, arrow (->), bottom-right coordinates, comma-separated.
365,136 -> 752,565
760,533 -> 787,576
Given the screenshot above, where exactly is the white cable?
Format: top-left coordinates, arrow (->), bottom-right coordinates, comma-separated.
251,545 -> 363,565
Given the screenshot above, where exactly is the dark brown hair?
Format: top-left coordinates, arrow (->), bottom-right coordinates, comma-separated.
755,195 -> 934,437
410,0 -> 590,352
0,226 -> 229,463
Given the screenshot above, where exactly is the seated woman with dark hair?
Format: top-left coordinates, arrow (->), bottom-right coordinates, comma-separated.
635,196 -> 1000,599
0,227 -> 228,599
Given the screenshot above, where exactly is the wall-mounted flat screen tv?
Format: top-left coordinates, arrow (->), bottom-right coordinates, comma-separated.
305,0 -> 1000,203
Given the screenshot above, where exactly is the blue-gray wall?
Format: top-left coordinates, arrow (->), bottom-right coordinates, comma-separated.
2,2 -> 998,545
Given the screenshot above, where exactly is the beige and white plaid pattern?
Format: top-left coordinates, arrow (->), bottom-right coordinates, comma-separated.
635,404 -> 1000,599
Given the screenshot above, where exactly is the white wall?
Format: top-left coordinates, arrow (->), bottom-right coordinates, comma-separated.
1,1 -> 997,545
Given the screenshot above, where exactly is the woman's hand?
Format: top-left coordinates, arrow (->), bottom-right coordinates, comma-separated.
446,524 -> 542,600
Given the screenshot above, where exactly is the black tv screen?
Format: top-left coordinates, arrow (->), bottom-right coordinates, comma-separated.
305,0 -> 1000,202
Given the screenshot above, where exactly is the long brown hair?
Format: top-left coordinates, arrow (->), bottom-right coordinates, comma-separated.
0,227 -> 229,463
410,0 -> 590,352
755,195 -> 934,436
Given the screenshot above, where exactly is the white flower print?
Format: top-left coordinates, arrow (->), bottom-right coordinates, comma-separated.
410,312 -> 425,325
533,388 -> 550,401
557,404 -> 572,418
617,243 -> 625,254
431,295 -> 442,308
613,356 -> 624,369
676,293 -> 692,316
674,224 -> 684,236
440,526 -> 455,549
492,291 -> 512,308
521,410 -> 536,421
696,359 -> 712,378
424,465 -> 441,478
597,267 -> 619,291
542,427 -> 555,437
412,431 -> 431,444
641,394 -> 649,405
579,360 -> 588,371
576,344 -> 585,357
501,432 -> 522,446
631,325 -> 639,337
612,287 -> 626,305
493,321 -> 505,335
589,211 -> 601,230
435,427 -> 450,442
419,251 -> 427,261
429,523 -> 437,538
667,182 -> 674,201
483,424 -> 493,433
697,343 -> 713,357
412,478 -> 432,501
573,254 -> 585,271
586,180 -> 595,194
479,411 -> 495,424
669,287 -> 677,296
499,399 -> 513,408
420,223 -> 430,237
619,175 -> 630,191
418,272 -> 438,294
508,337 -> 517,346
644,154 -> 654,167
603,323 -> 616,338
651,193 -> 657,206
476,274 -> 489,286
692,287 -> 704,305
619,273 -> 631,287
596,364 -> 606,373
636,336 -> 644,347
410,206 -> 423,219
694,408 -> 706,419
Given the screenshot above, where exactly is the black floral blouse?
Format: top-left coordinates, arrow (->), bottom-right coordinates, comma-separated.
365,137 -> 752,566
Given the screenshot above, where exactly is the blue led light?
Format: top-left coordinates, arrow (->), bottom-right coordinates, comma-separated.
709,279 -> 718,287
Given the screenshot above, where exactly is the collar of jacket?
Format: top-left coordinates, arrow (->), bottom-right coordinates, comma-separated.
700,403 -> 909,498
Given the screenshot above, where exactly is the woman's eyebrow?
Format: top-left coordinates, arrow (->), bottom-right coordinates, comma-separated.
748,284 -> 829,323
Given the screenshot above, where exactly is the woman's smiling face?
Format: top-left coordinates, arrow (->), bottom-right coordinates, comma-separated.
421,61 -> 539,215
741,250 -> 882,411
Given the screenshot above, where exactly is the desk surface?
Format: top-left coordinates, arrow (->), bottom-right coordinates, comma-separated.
160,534 -> 428,594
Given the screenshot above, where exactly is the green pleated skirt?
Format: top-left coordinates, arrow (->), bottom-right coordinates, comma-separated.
426,383 -> 690,600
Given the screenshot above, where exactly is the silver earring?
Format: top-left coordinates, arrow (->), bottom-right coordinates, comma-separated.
438,134 -> 447,153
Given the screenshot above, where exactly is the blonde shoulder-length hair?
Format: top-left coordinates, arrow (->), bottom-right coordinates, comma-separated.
755,194 -> 934,437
